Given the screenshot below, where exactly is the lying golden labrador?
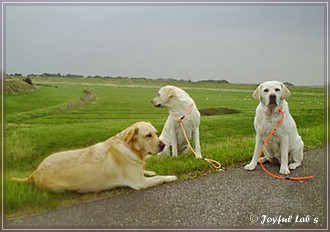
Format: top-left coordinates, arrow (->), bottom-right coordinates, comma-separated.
12,122 -> 177,193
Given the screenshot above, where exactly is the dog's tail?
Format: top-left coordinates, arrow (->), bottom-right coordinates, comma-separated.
11,176 -> 31,183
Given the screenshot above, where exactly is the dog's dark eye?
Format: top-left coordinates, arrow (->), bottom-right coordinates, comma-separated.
275,88 -> 281,92
146,133 -> 152,138
263,89 -> 269,93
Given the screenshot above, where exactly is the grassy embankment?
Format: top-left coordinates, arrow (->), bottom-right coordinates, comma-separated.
5,77 -> 325,219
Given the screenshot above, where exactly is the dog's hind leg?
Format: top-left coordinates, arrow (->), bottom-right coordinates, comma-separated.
289,139 -> 304,170
179,145 -> 189,155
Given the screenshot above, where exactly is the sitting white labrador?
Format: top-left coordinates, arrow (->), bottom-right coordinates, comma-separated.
12,122 -> 177,192
244,81 -> 304,175
151,85 -> 202,158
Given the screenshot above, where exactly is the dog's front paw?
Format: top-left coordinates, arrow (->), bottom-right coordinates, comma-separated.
164,175 -> 178,182
144,170 -> 157,177
244,162 -> 257,171
195,153 -> 202,159
279,165 -> 290,175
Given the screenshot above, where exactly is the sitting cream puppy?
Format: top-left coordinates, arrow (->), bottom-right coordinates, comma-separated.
151,85 -> 202,158
244,81 -> 304,175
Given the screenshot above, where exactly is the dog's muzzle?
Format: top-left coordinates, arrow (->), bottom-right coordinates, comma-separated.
159,141 -> 165,152
269,95 -> 277,106
151,100 -> 163,108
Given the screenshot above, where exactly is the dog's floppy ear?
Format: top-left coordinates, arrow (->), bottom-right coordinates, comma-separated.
281,83 -> 291,99
252,84 -> 261,101
124,126 -> 139,143
163,87 -> 175,102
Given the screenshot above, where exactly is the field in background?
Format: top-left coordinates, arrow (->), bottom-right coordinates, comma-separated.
4,77 -> 325,219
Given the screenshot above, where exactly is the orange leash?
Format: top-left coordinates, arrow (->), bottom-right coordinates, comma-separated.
258,108 -> 314,181
177,116 -> 223,171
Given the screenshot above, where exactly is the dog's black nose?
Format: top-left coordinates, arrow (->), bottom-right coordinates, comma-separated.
159,141 -> 165,151
269,95 -> 277,105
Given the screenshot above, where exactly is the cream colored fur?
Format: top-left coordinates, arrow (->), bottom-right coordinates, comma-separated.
151,85 -> 202,158
12,122 -> 177,192
244,81 -> 304,175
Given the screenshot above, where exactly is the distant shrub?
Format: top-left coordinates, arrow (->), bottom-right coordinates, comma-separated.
5,79 -> 36,95
23,78 -> 33,85
198,79 -> 229,84
199,107 -> 241,116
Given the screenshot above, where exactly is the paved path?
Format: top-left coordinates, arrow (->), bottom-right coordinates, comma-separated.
5,148 -> 327,229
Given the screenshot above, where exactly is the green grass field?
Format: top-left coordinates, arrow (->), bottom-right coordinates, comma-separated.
4,76 -> 325,219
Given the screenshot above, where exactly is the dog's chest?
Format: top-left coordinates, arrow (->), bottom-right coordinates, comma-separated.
175,117 -> 195,131
264,134 -> 281,157
256,113 -> 282,157
256,112 -> 282,137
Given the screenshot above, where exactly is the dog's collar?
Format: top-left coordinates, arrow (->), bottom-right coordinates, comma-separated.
176,103 -> 194,122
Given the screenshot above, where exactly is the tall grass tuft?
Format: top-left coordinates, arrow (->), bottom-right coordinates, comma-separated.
6,128 -> 35,171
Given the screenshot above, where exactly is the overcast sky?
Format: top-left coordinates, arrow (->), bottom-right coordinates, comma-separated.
5,3 -> 326,86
